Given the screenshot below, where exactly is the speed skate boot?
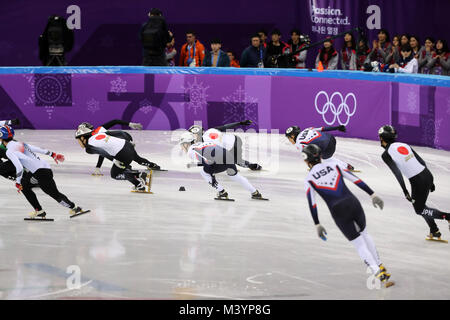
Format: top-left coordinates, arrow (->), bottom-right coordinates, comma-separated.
251,190 -> 263,199
217,189 -> 229,200
69,206 -> 84,216
347,164 -> 355,171
375,265 -> 394,287
147,162 -> 160,171
133,180 -> 147,192
248,163 -> 262,171
29,209 -> 46,219
427,230 -> 443,241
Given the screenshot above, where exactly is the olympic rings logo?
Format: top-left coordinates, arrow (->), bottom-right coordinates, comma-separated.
314,91 -> 357,126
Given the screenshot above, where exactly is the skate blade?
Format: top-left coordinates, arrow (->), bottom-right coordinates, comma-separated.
91,173 -> 104,176
214,198 -> 235,201
384,281 -> 395,288
350,170 -> 361,173
252,197 -> 269,201
24,217 -> 54,222
131,190 -> 154,194
425,237 -> 448,243
70,210 -> 91,219
152,169 -> 168,172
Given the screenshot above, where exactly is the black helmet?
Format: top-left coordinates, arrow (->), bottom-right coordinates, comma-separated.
285,126 -> 301,140
80,122 -> 94,130
302,144 -> 322,164
378,125 -> 397,143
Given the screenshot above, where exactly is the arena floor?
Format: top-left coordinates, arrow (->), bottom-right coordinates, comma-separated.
0,130 -> 449,300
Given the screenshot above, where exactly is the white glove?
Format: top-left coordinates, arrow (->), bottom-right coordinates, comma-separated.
92,167 -> 103,176
371,193 -> 384,210
129,122 -> 143,130
316,224 -> 327,241
113,160 -> 126,169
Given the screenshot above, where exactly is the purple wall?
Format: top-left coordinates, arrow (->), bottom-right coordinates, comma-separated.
1,0 -> 449,67
1,67 -> 449,150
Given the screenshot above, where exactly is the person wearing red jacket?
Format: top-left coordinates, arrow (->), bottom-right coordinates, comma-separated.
340,32 -> 357,70
315,38 -> 338,70
179,31 -> 205,67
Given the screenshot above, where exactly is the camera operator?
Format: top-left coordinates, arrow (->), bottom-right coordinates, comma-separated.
265,29 -> 289,68
140,8 -> 171,66
285,29 -> 310,68
38,15 -> 74,66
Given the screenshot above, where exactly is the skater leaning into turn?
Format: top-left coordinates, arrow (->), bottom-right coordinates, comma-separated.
302,144 -> 393,286
179,132 -> 266,201
75,123 -> 149,192
188,120 -> 262,171
285,124 -> 355,170
80,119 -> 161,175
0,125 -> 86,218
378,125 -> 450,241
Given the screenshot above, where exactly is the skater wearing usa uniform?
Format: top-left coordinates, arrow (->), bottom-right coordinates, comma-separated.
79,119 -> 161,176
179,132 -> 266,201
302,144 -> 393,287
378,125 -> 450,242
75,123 -> 151,192
0,125 -> 86,219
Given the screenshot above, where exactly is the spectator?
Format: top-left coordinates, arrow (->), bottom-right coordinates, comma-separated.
409,35 -> 423,59
367,29 -> 392,66
286,28 -> 308,68
356,36 -> 371,70
258,29 -> 268,48
227,51 -> 240,67
340,32 -> 357,70
265,29 -> 289,68
386,35 -> 401,65
202,38 -> 230,67
418,37 -> 434,74
400,34 -> 410,46
140,8 -> 170,66
165,31 -> 176,66
387,44 -> 418,74
315,38 -> 338,70
240,34 -> 266,68
179,31 -> 206,67
426,39 -> 450,76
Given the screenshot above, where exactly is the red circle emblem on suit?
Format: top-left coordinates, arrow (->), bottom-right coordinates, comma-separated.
397,146 -> 409,155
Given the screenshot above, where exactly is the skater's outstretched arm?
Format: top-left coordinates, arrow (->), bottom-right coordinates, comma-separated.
304,180 -> 319,225
95,156 -> 105,169
85,145 -> 114,161
214,120 -> 252,132
315,125 -> 346,132
25,144 -> 64,164
382,151 -> 411,201
340,166 -> 374,195
101,119 -> 142,130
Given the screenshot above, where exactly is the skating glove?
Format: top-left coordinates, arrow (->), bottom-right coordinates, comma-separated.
92,167 -> 103,176
315,224 -> 327,241
404,191 -> 414,203
129,122 -> 143,130
51,152 -> 65,164
337,125 -> 346,132
430,183 -> 435,192
240,120 -> 252,126
10,118 -> 20,126
15,183 -> 22,193
371,194 -> 384,210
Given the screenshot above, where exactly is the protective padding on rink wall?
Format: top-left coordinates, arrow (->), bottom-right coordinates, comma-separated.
0,67 -> 449,150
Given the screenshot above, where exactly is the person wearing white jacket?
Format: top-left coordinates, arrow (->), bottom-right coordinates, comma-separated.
388,44 -> 418,74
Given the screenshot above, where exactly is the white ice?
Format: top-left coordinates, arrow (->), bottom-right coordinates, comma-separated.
0,130 -> 449,300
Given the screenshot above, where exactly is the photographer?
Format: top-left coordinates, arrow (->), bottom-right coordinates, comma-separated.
265,29 -> 289,68
140,8 -> 171,66
38,15 -> 74,66
285,29 -> 310,68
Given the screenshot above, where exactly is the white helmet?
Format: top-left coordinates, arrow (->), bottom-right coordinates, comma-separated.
179,132 -> 196,145
75,123 -> 93,139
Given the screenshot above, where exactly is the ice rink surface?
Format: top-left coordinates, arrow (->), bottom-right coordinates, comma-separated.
0,130 -> 449,300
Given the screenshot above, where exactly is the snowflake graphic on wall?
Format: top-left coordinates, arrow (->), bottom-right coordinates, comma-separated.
182,78 -> 209,114
421,118 -> 436,146
45,106 -> 54,119
222,86 -> 258,128
139,98 -> 153,114
406,90 -> 418,113
110,77 -> 127,95
87,98 -> 100,114
434,118 -> 443,146
22,74 -> 35,106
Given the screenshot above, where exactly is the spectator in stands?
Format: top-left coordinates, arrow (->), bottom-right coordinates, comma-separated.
356,36 -> 371,70
202,38 -> 230,67
265,29 -> 289,68
258,29 -> 268,48
227,51 -> 240,67
140,8 -> 170,66
418,37 -> 434,74
367,29 -> 392,66
426,39 -> 450,76
340,32 -> 357,70
386,35 -> 401,65
387,44 -> 418,74
286,28 -> 308,68
179,31 -> 205,67
315,38 -> 338,70
240,34 -> 266,68
400,34 -> 410,47
409,35 -> 422,58
165,31 -> 176,66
